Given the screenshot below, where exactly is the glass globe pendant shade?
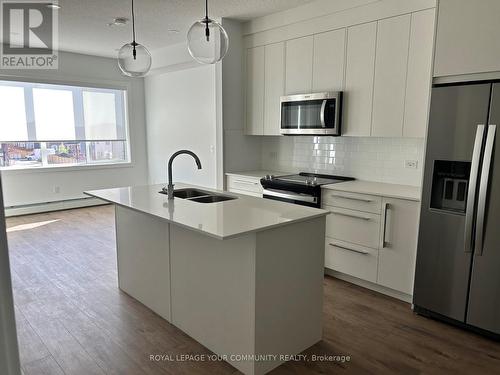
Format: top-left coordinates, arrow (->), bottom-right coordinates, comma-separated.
118,42 -> 152,77
187,18 -> 228,64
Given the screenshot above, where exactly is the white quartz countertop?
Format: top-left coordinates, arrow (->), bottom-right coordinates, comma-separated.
85,183 -> 328,240
322,180 -> 421,201
225,170 -> 288,179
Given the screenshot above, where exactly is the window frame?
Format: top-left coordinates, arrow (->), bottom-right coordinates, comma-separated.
0,76 -> 133,172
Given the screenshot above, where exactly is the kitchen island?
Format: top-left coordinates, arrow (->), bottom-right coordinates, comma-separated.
85,183 -> 328,375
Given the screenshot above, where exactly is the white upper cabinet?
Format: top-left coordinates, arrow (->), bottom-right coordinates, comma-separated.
372,15 -> 411,137
264,42 -> 285,136
403,9 -> 435,138
285,36 -> 313,95
377,198 -> 420,295
244,6 -> 436,137
343,22 -> 377,137
245,46 -> 265,135
434,0 -> 500,77
312,29 -> 346,93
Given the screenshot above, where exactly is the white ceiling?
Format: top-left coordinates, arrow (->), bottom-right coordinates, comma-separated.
53,0 -> 316,57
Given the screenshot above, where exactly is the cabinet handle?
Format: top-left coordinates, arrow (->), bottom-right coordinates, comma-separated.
329,243 -> 369,255
332,211 -> 371,221
233,179 -> 258,186
330,194 -> 373,203
381,202 -> 390,248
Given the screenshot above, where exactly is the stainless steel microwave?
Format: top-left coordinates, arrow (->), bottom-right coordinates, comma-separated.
280,92 -> 342,136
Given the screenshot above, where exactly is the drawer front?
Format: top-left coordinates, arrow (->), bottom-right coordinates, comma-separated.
322,190 -> 382,214
227,176 -> 263,194
325,238 -> 378,283
325,205 -> 381,249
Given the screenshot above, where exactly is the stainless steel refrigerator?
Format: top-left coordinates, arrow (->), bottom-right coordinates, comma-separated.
413,82 -> 500,339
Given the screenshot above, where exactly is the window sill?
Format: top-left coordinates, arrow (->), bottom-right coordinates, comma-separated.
0,161 -> 134,174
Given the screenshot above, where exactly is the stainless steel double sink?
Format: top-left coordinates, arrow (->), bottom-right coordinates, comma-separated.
159,188 -> 237,203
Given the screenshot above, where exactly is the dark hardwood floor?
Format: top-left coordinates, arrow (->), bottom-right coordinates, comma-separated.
6,205 -> 500,375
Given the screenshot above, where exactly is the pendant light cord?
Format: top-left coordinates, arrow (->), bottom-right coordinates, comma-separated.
132,0 -> 137,59
204,0 -> 210,42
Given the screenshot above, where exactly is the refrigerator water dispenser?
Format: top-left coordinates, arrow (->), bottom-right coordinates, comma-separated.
430,160 -> 471,214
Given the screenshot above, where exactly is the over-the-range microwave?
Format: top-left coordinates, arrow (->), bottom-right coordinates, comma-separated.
280,92 -> 342,136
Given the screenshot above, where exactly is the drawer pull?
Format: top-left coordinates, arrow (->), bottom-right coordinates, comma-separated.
330,194 -> 373,203
233,180 -> 259,186
332,211 -> 371,221
381,202 -> 390,248
329,243 -> 369,255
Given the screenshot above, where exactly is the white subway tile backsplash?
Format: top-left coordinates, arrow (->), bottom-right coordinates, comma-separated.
261,136 -> 424,186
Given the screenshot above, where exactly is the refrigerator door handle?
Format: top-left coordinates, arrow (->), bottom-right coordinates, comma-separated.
464,125 -> 486,253
475,124 -> 497,256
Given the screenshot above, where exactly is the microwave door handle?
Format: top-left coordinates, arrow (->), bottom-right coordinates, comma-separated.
320,100 -> 327,128
475,124 -> 496,256
465,124 -> 486,253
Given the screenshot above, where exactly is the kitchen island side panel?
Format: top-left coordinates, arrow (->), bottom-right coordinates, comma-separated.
169,224 -> 257,375
115,205 -> 171,321
254,217 -> 325,375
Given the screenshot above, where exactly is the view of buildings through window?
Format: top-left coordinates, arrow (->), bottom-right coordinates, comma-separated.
0,80 -> 129,169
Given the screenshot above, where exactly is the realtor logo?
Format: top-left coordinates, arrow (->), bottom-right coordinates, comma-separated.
1,0 -> 58,69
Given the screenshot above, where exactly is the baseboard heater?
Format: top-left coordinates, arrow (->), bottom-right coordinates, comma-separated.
4,197 -> 109,217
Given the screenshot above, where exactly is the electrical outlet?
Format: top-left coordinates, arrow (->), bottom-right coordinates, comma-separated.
53,186 -> 60,193
405,160 -> 418,169
269,151 -> 278,161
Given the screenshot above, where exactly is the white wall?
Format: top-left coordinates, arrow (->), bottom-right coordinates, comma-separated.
0,51 -> 148,207
145,65 -> 218,188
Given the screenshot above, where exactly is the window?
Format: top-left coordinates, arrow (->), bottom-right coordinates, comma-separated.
0,80 -> 129,170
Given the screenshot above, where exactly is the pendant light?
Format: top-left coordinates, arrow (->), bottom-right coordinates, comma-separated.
118,0 -> 152,77
187,0 -> 229,64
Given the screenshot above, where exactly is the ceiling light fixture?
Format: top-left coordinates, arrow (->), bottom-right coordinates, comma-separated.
117,0 -> 152,77
187,0 -> 228,64
108,17 -> 129,27
46,3 -> 60,9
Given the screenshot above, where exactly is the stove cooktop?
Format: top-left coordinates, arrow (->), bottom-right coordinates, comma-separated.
263,172 -> 354,187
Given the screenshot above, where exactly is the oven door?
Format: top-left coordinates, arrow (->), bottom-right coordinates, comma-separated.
262,188 -> 319,207
280,92 -> 342,135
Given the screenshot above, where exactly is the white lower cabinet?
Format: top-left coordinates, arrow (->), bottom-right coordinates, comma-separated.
325,205 -> 381,249
325,239 -> 378,284
226,175 -> 263,197
322,188 -> 420,298
377,198 -> 420,295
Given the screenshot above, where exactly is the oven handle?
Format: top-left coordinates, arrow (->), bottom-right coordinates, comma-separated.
320,100 -> 327,128
263,189 -> 318,204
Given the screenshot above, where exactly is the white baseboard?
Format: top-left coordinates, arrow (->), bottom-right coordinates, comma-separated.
4,197 -> 109,217
325,268 -> 413,303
